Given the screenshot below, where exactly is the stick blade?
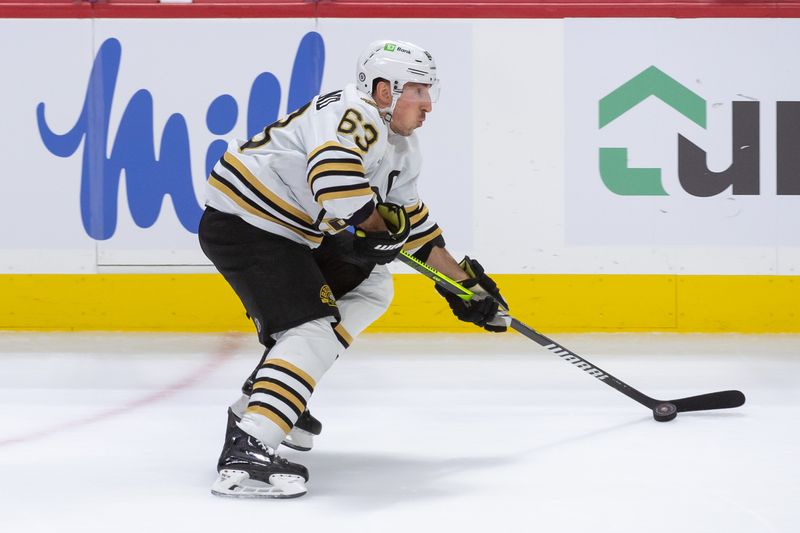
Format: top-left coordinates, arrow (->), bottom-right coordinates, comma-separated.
670,390 -> 746,413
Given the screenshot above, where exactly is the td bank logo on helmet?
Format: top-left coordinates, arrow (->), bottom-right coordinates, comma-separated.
383,42 -> 412,55
598,66 -> 800,197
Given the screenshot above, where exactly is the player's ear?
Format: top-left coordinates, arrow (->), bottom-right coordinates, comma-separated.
373,79 -> 392,107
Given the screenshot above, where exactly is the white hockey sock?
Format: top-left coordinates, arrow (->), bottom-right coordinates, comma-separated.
229,394 -> 249,418
239,317 -> 341,449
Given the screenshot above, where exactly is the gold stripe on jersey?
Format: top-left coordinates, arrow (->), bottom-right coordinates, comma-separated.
404,225 -> 443,251
252,380 -> 306,413
307,161 -> 366,187
409,204 -> 430,227
264,358 -> 318,390
222,152 -> 315,226
307,141 -> 362,162
316,185 -> 374,205
321,217 -> 349,234
405,200 -> 421,212
245,404 -> 292,434
208,176 -> 323,245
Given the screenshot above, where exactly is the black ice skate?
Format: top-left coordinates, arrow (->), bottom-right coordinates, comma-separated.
282,410 -> 323,451
211,410 -> 309,499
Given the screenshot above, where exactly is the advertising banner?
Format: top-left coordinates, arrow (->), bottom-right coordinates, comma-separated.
0,19 -> 473,271
3,17 -> 800,276
565,19 -> 800,246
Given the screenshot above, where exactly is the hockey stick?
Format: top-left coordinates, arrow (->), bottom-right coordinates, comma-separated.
396,250 -> 746,422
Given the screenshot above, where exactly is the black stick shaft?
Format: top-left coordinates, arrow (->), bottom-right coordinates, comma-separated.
509,318 -> 657,409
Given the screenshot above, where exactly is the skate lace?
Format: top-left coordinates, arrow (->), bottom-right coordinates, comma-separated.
253,437 -> 290,465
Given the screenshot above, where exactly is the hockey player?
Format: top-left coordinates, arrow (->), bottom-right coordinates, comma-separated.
198,39 -> 509,499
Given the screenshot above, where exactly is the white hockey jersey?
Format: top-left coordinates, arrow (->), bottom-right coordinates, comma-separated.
372,130 -> 443,252
205,83 -> 442,253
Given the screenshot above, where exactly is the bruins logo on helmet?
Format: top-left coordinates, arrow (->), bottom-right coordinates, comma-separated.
320,285 -> 336,306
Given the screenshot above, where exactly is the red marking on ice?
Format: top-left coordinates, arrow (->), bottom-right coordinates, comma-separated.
0,334 -> 241,447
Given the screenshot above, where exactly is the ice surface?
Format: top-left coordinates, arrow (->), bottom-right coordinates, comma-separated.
0,332 -> 797,533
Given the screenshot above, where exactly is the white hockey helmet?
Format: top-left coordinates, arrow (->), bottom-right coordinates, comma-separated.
356,39 -> 440,113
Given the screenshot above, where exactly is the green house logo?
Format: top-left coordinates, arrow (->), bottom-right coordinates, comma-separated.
599,66 -> 706,196
597,66 -> 800,197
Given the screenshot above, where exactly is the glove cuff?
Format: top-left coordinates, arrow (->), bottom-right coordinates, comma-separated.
458,256 -> 484,279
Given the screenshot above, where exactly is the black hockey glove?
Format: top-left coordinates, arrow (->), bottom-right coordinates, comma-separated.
353,202 -> 411,265
435,256 -> 509,332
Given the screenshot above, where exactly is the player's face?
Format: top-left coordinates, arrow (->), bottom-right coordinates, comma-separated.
390,83 -> 433,136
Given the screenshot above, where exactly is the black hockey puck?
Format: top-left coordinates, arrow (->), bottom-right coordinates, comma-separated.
653,402 -> 678,422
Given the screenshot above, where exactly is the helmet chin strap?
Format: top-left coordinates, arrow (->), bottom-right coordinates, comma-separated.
380,89 -> 402,125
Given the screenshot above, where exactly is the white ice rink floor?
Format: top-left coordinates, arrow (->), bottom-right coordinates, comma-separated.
0,331 -> 798,533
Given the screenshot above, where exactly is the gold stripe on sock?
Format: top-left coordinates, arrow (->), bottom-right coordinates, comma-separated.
252,380 -> 307,412
245,404 -> 292,434
264,358 -> 317,389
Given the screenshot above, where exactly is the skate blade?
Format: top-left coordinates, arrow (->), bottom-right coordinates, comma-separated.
211,469 -> 307,499
281,428 -> 314,452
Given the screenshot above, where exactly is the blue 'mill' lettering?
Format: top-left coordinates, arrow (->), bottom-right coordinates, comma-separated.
36,32 -> 325,240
